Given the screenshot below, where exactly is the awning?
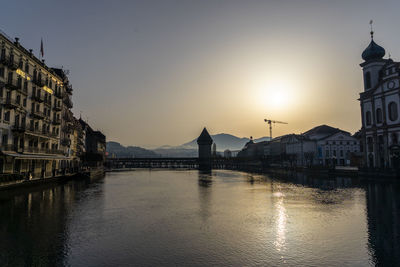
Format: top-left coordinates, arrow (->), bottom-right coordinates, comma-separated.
1,152 -> 70,160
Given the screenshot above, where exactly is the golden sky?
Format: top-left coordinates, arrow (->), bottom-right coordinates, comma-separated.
3,0 -> 400,147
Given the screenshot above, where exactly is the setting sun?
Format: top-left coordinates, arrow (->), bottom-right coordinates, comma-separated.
258,79 -> 295,111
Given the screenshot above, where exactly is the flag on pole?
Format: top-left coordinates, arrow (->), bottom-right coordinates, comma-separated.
40,38 -> 44,58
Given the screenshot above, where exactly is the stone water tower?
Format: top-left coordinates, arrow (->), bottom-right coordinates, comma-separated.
197,128 -> 213,170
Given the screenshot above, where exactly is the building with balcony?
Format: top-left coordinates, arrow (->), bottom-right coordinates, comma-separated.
0,31 -> 77,178
78,118 -> 106,168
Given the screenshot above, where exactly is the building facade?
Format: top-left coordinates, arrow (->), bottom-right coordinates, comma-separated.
246,125 -> 360,167
0,32 -> 75,178
359,31 -> 400,169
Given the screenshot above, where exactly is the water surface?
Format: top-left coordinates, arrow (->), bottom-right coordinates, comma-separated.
0,170 -> 399,266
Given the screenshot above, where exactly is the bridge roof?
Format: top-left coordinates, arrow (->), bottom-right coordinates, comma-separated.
197,128 -> 213,144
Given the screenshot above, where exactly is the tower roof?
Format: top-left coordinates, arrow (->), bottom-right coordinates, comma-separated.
362,33 -> 385,62
197,128 -> 213,144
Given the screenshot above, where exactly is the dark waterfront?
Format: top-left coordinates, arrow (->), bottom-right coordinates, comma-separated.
0,170 -> 399,266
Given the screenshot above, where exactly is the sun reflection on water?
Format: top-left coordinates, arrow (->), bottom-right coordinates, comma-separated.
274,193 -> 287,252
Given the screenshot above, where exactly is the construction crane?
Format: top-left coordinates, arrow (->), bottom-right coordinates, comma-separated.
264,119 -> 288,140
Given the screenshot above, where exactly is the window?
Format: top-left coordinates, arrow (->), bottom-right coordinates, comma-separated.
376,108 -> 383,123
326,150 -> 329,157
0,67 -> 4,78
4,111 -> 10,122
0,48 -> 5,60
2,134 -> 8,145
8,72 -> 13,83
366,111 -> 372,125
365,72 -> 371,89
23,98 -> 26,107
388,102 -> 398,121
25,62 -> 29,73
340,150 -> 343,157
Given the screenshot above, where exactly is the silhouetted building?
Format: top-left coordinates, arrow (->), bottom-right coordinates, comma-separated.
79,119 -> 106,168
359,30 -> 400,169
261,125 -> 360,167
197,128 -> 213,170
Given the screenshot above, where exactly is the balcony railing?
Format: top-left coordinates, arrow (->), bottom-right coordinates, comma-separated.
1,97 -> 21,109
53,105 -> 62,111
31,94 -> 44,103
7,60 -> 18,70
54,91 -> 63,98
16,86 -> 28,96
52,118 -> 61,125
12,123 -> 26,132
44,99 -> 52,106
31,110 -> 45,119
5,79 -> 18,90
0,144 -> 18,152
22,147 -> 64,155
49,131 -> 59,138
32,78 -> 45,87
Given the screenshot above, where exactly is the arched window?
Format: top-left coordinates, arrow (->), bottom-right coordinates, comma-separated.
388,102 -> 398,121
376,108 -> 383,123
365,72 -> 371,89
366,111 -> 372,125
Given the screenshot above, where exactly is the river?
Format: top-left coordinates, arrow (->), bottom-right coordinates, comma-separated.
0,170 -> 399,266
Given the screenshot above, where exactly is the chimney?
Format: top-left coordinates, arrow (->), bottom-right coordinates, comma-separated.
42,59 -> 45,64
29,49 -> 33,55
14,37 -> 19,45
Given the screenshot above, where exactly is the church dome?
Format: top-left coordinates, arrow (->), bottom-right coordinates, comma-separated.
362,38 -> 385,61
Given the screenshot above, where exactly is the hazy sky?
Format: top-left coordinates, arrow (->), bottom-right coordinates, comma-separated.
2,0 -> 400,147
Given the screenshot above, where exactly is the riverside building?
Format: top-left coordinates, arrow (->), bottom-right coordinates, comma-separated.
359,30 -> 400,169
0,31 -> 76,178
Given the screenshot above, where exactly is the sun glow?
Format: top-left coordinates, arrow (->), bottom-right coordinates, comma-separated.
261,79 -> 294,109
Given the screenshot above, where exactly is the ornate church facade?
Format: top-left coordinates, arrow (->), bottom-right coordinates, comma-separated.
359,31 -> 400,168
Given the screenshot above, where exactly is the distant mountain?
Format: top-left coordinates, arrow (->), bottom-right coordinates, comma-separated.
108,133 -> 270,159
107,141 -> 159,158
181,133 -> 270,151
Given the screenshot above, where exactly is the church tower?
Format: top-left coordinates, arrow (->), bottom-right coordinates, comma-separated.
360,28 -> 386,92
359,24 -> 400,169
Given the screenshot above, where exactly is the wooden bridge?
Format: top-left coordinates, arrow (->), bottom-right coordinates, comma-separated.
106,157 -> 264,170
